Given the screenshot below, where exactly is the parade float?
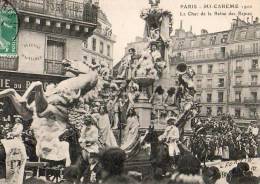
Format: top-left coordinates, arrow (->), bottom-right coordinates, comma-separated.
111,0 -> 198,176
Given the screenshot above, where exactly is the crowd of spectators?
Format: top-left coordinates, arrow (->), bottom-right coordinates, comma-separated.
74,147 -> 259,184
190,114 -> 259,162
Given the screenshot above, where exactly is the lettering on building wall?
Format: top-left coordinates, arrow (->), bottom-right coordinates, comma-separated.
21,43 -> 43,62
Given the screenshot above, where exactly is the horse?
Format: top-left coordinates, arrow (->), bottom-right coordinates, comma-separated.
59,127 -> 90,184
142,126 -> 172,175
143,126 -> 192,175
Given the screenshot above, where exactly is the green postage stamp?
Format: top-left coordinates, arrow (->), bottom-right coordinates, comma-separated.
0,9 -> 18,56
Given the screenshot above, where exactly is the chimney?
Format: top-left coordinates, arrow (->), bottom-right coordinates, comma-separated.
180,20 -> 183,30
190,25 -> 193,33
255,17 -> 259,24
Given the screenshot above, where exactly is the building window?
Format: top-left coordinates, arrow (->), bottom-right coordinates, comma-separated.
250,108 -> 257,119
240,31 -> 247,39
210,35 -> 216,45
235,76 -> 242,85
251,75 -> 258,85
235,108 -> 241,118
217,107 -> 223,115
46,38 -> 65,75
208,64 -> 213,73
197,65 -> 202,74
107,45 -> 111,57
100,41 -> 104,54
218,92 -> 224,102
256,30 -> 260,38
200,38 -> 206,46
207,79 -> 212,88
191,40 -> 195,47
251,92 -> 257,101
253,43 -> 259,53
218,78 -> 225,87
221,34 -> 228,43
252,59 -> 258,69
198,50 -> 204,58
207,107 -> 212,116
219,63 -> 225,72
237,45 -> 244,53
236,60 -> 242,70
207,93 -> 212,102
92,38 -> 96,51
83,40 -> 88,48
196,94 -> 201,102
235,91 -> 241,102
197,79 -> 202,88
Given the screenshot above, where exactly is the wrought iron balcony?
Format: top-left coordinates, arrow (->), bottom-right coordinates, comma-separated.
11,0 -> 98,24
0,56 -> 18,71
45,59 -> 65,75
249,66 -> 260,72
229,49 -> 260,58
250,82 -> 259,87
244,98 -> 260,105
184,53 -> 225,62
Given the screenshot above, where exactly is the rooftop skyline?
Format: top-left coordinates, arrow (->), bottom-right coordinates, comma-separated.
98,0 -> 260,64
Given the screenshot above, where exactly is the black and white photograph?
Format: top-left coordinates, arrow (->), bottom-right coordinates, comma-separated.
0,0 -> 259,183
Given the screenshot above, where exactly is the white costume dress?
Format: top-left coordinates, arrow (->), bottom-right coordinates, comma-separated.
97,113 -> 118,147
159,125 -> 180,156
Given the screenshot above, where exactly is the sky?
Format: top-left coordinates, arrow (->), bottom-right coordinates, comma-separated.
98,0 -> 260,64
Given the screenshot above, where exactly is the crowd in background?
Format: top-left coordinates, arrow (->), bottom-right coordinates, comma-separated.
190,114 -> 259,162
63,147 -> 259,184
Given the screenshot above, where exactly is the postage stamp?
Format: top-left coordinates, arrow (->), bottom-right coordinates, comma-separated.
0,7 -> 18,56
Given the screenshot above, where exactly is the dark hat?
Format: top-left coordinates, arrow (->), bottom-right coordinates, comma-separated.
128,48 -> 136,53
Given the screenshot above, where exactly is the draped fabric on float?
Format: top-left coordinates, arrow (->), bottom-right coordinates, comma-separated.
1,139 -> 27,184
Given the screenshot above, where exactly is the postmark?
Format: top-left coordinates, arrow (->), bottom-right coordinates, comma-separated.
0,0 -> 19,56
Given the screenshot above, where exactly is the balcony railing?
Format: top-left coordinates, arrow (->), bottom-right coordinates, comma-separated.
244,98 -> 260,104
250,82 -> 258,86
45,59 -> 64,75
230,49 -> 260,58
249,67 -> 260,72
184,53 -> 225,62
0,56 -> 18,71
12,0 -> 98,23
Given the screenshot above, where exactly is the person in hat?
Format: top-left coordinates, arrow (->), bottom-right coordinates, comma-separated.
158,116 -> 180,164
7,116 -> 23,139
79,114 -> 99,161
